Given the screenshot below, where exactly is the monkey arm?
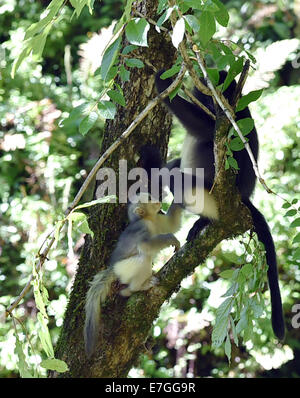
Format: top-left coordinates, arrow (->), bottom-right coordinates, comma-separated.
139,233 -> 180,255
156,203 -> 183,234
156,72 -> 215,141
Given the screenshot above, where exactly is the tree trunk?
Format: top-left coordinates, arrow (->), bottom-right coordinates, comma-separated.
52,0 -> 178,378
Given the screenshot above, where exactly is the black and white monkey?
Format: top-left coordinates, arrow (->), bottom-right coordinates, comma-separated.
84,192 -> 182,357
144,70 -> 285,340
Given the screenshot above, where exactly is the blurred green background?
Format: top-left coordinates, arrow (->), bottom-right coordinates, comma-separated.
0,0 -> 299,378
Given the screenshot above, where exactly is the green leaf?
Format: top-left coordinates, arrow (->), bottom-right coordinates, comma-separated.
183,0 -> 203,9
169,83 -> 182,101
225,334 -> 231,363
291,218 -> 300,228
11,46 -> 31,78
160,64 -> 181,79
156,7 -> 173,30
240,263 -> 253,278
68,211 -> 86,223
223,56 -> 244,91
237,269 -> 246,284
250,297 -> 264,318
73,196 -> 116,211
122,44 -> 138,55
227,156 -> 239,170
184,15 -> 200,32
212,315 -> 228,348
119,65 -> 130,82
32,281 -> 48,319
292,232 -> 300,244
125,58 -> 144,68
229,316 -> 238,345
79,111 -> 98,135
282,202 -> 291,209
293,247 -> 300,260
41,358 -> 69,373
235,310 -> 248,334
236,89 -> 263,112
212,297 -> 233,347
199,11 -> 216,46
222,281 -> 239,298
234,117 -> 255,136
284,209 -> 297,217
229,137 -> 245,151
172,17 -> 185,49
59,103 -> 89,128
87,0 -> 95,14
78,219 -> 94,236
219,269 -> 234,279
245,49 -> 257,64
207,68 -> 219,86
31,28 -> 50,60
15,338 -> 33,378
215,54 -> 235,70
212,0 -> 229,27
25,0 -> 64,39
218,41 -> 234,55
105,66 -> 118,82
11,0 -> 64,77
203,0 -> 220,12
68,211 -> 94,236
225,158 -> 230,170
107,89 -> 126,106
37,313 -> 54,358
70,0 -> 86,17
124,0 -> 135,20
157,0 -> 168,14
125,18 -> 150,47
101,35 -> 122,81
98,101 -> 117,120
113,0 -> 134,33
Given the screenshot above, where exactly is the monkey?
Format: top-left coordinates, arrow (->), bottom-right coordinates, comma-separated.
84,192 -> 182,357
147,69 -> 285,340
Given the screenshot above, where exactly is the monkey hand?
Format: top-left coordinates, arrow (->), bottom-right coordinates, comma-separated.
141,275 -> 159,290
171,237 -> 180,252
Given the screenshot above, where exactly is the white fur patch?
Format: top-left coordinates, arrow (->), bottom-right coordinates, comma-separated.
113,255 -> 152,285
184,186 -> 219,219
180,135 -> 199,173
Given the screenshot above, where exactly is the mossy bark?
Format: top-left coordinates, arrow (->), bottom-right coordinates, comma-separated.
51,1 -> 253,378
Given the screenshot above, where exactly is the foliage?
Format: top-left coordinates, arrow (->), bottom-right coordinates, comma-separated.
0,0 -> 122,377
0,0 -> 299,378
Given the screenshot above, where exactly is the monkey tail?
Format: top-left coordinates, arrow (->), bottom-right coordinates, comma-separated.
243,198 -> 285,340
84,268 -> 116,358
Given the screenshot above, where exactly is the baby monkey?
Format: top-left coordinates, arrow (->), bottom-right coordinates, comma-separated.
84,192 -> 182,357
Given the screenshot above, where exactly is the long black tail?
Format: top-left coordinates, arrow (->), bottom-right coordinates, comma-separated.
243,198 -> 285,340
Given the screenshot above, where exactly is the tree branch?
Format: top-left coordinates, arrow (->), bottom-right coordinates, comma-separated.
231,59 -> 250,108
183,87 -> 216,120
192,45 -> 272,194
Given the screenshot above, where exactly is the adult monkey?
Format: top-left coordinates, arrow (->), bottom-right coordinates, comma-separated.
152,70 -> 285,340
